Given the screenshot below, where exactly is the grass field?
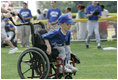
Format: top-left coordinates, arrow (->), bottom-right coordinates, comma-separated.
1,40 -> 117,79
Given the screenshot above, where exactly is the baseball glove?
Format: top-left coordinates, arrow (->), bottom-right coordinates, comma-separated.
92,9 -> 100,16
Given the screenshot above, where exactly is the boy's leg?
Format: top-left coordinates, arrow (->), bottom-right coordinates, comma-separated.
94,21 -> 101,49
65,46 -> 71,65
65,46 -> 78,72
25,25 -> 31,47
86,20 -> 94,48
2,31 -> 18,54
54,46 -> 72,73
7,31 -> 14,40
54,46 -> 66,60
20,25 -> 25,47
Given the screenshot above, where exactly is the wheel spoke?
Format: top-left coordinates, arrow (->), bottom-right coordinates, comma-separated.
22,60 -> 31,66
23,68 -> 31,74
31,68 -> 35,78
29,52 -> 33,59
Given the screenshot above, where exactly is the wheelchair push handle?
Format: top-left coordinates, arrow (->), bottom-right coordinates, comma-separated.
9,13 -> 45,29
8,12 -> 27,26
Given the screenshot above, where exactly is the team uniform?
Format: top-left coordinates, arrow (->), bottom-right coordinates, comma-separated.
46,8 -> 61,32
19,8 -> 32,47
86,5 -> 101,47
42,28 -> 71,61
42,14 -> 78,73
5,23 -> 15,40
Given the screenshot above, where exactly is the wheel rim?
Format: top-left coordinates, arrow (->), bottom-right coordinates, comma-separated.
18,49 -> 47,79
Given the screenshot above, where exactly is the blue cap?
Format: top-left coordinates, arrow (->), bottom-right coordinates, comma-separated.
3,18 -> 9,21
58,14 -> 75,25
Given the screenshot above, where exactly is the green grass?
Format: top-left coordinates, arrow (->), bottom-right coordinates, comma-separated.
1,40 -> 117,79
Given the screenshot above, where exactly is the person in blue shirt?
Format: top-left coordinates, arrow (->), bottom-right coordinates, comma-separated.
86,1 -> 102,49
1,10 -> 18,54
46,1 -> 61,32
4,18 -> 15,40
42,14 -> 78,73
19,2 -> 32,48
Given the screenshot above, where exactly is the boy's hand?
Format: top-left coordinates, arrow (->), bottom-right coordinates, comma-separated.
46,47 -> 51,55
47,25 -> 50,30
44,40 -> 51,55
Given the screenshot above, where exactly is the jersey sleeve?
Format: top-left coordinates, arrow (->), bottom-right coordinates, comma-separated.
86,6 -> 91,14
58,9 -> 61,18
28,10 -> 33,17
42,30 -> 57,40
66,31 -> 71,45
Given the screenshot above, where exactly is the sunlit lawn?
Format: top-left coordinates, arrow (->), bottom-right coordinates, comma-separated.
1,40 -> 117,79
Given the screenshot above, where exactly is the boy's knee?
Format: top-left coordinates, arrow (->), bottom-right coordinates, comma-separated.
58,54 -> 66,59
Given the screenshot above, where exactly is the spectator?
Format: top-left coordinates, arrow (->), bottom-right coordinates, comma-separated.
19,2 -> 32,48
34,9 -> 48,31
75,4 -> 82,40
86,1 -> 102,49
37,9 -> 43,20
46,1 -> 61,32
100,5 -> 109,17
76,4 -> 82,19
65,7 -> 72,18
99,5 -> 109,39
77,6 -> 87,40
42,8 -> 48,20
1,7 -> 18,54
4,18 -> 15,40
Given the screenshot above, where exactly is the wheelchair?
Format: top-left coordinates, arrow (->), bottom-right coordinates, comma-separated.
9,14 -> 80,79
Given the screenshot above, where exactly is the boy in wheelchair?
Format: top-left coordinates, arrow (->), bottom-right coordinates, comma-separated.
42,14 -> 78,73
1,18 -> 17,47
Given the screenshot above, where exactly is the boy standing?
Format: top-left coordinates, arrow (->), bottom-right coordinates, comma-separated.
86,1 -> 102,49
42,14 -> 78,73
19,2 -> 32,48
46,1 -> 61,32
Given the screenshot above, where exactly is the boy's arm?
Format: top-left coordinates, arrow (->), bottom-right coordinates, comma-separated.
44,40 -> 51,55
47,19 -> 50,30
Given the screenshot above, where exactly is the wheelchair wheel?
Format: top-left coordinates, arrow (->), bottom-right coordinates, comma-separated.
17,47 -> 50,79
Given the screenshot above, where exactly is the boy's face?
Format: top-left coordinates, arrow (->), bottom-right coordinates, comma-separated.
61,23 -> 72,31
92,1 -> 98,6
23,4 -> 27,9
51,1 -> 56,8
